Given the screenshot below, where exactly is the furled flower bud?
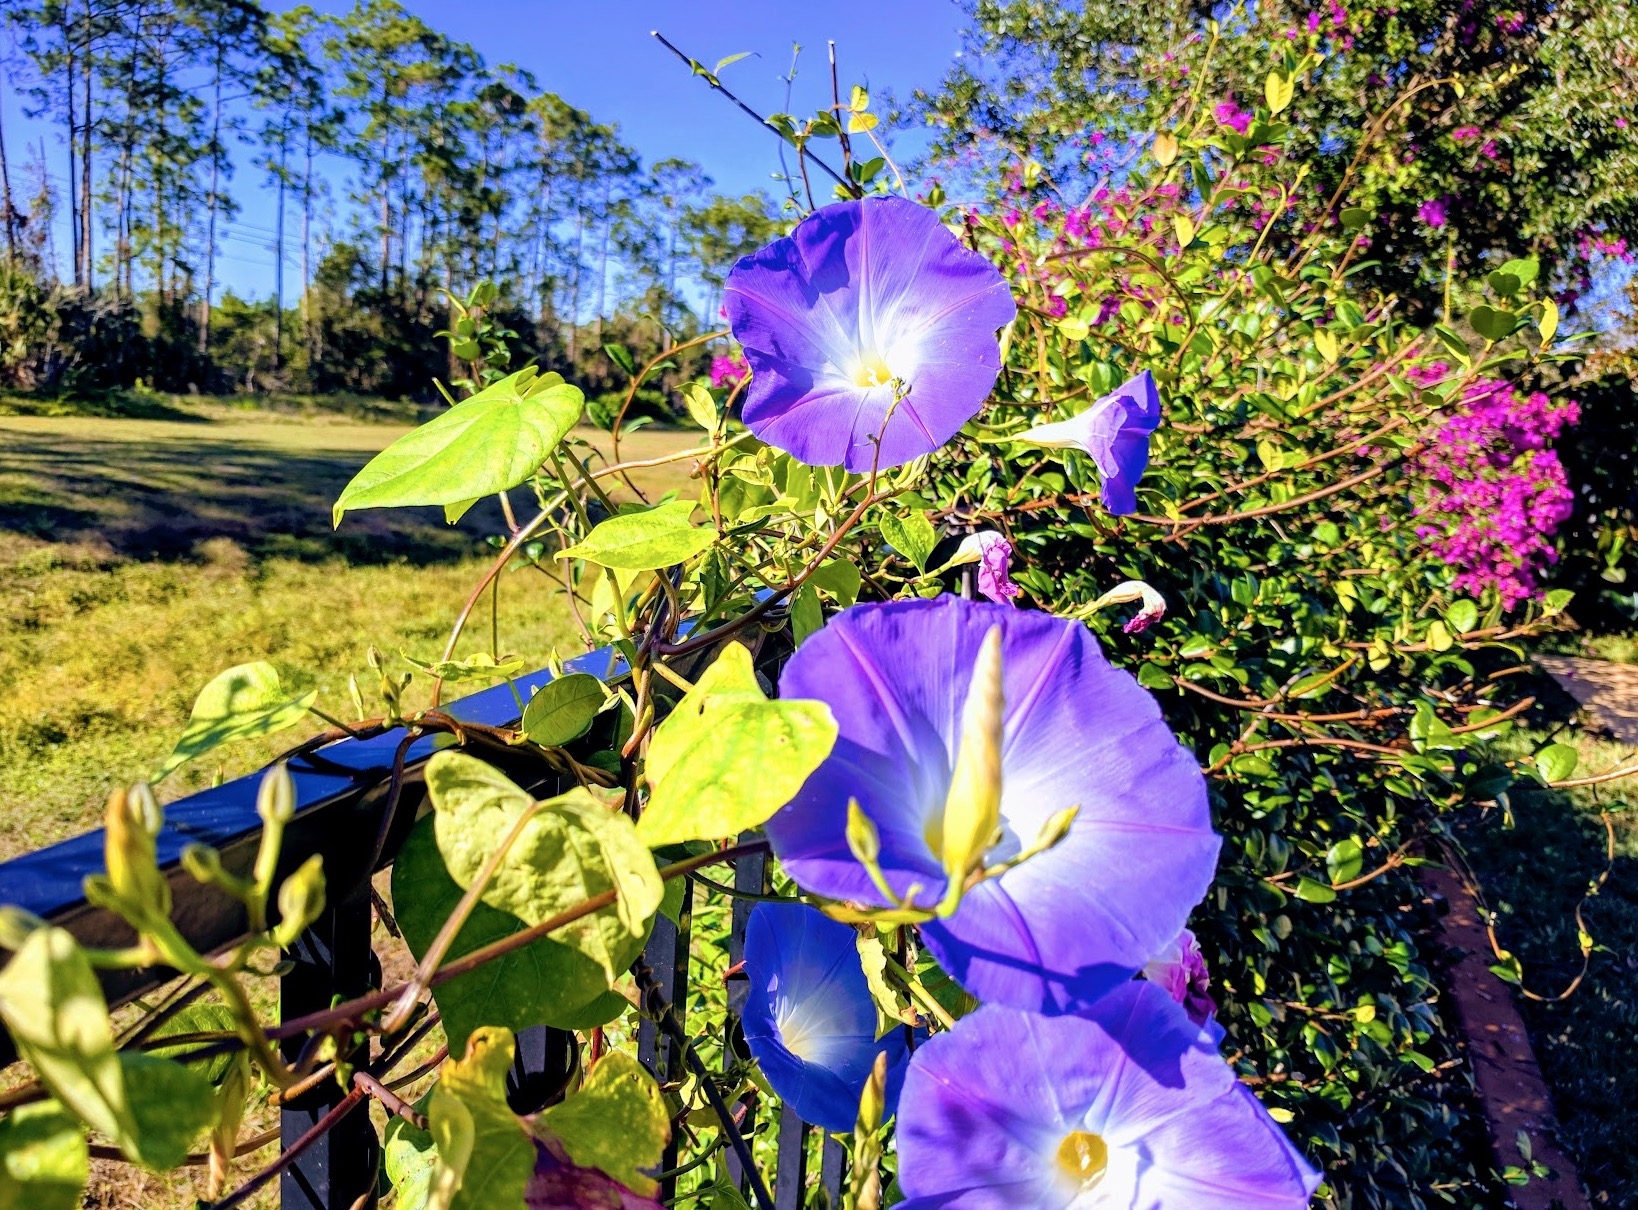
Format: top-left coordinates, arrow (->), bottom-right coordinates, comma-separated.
272,856 -> 327,949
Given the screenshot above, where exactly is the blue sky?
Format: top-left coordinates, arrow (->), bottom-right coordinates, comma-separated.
3,0 -> 970,299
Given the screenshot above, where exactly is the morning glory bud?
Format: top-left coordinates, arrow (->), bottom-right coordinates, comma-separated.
103,784 -> 170,921
845,798 -> 881,867
936,626 -> 1004,914
257,762 -> 296,828
272,855 -> 327,949
0,906 -> 45,951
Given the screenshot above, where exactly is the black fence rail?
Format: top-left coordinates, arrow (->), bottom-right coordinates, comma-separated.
0,628 -> 842,1210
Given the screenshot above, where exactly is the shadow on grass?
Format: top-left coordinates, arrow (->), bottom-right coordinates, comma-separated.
0,430 -> 504,566
1455,745 -> 1638,1207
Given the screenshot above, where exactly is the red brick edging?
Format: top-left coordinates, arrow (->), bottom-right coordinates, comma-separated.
1421,864 -> 1591,1210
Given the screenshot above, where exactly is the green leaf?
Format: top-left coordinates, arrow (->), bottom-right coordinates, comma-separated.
426,753 -> 664,982
1293,877 -> 1338,904
715,51 -> 752,75
521,673 -> 606,748
334,369 -> 582,524
396,821 -> 624,1054
1432,324 -> 1472,366
158,661 -> 317,779
0,1101 -> 87,1210
1469,305 -> 1518,343
790,583 -> 823,646
1543,588 -> 1574,615
682,381 -> 718,431
558,500 -> 716,571
1339,207 -> 1370,229
539,1051 -> 669,1196
1486,270 -> 1521,297
603,343 -> 636,375
639,645 -> 837,847
148,1005 -> 242,1086
1325,838 -> 1364,885
0,929 -> 214,1172
427,1028 -> 536,1210
879,510 -> 937,572
807,558 -> 862,607
402,652 -> 526,683
1534,744 -> 1579,784
384,1098 -> 436,1210
1444,600 -> 1479,634
392,816 -> 623,1056
1497,257 -> 1539,288
1137,662 -> 1174,690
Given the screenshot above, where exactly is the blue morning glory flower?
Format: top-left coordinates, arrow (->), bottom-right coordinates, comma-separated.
1017,370 -> 1162,514
766,596 -> 1219,1015
895,982 -> 1322,1209
740,902 -> 909,1131
724,196 -> 1017,473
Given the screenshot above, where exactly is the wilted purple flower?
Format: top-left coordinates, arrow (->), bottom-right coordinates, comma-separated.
1143,928 -> 1218,1028
950,530 -> 1022,604
526,1135 -> 663,1210
1015,370 -> 1162,515
1418,197 -> 1450,229
724,197 -> 1017,472
895,983 -> 1321,1209
767,597 -> 1218,1015
740,903 -> 909,1131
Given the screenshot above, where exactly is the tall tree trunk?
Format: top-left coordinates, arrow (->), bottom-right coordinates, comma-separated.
594,176 -> 611,344
0,78 -> 18,271
65,13 -> 79,287
274,137 -> 285,373
200,43 -> 224,353
301,128 -> 312,355
80,0 -> 92,291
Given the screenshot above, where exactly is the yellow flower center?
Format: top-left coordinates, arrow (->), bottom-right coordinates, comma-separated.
852,352 -> 895,388
1056,1131 -> 1109,1190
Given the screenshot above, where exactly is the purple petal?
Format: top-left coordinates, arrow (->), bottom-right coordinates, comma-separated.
740,903 -> 909,1131
725,197 -> 1016,472
767,597 -> 1218,1014
896,983 -> 1321,1209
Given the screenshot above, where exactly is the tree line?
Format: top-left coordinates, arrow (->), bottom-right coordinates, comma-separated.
0,0 -> 784,402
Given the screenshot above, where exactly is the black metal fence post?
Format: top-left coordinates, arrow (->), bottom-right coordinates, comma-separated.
724,848 -> 765,1193
279,887 -> 379,1210
638,877 -> 693,1201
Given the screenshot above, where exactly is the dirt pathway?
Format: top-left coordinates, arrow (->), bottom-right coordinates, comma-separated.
1534,656 -> 1638,745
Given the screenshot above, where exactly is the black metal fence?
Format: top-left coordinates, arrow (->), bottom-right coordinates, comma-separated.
0,633 -> 841,1209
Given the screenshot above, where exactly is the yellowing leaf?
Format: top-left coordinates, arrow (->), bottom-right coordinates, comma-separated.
334,368 -> 582,524
539,1052 -> 669,1196
1314,329 -> 1339,362
682,381 -> 718,430
401,652 -> 526,683
1265,69 -> 1294,115
847,111 -> 879,134
426,754 -> 663,982
639,645 -> 836,847
1538,296 -> 1559,348
426,1029 -> 532,1210
158,662 -> 317,779
558,500 -> 716,571
1172,213 -> 1196,249
1152,131 -> 1179,166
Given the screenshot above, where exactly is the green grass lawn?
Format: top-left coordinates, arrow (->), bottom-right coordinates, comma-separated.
0,406 -> 697,857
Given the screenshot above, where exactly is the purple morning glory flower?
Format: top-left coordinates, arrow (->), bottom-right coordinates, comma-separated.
724,196 -> 1017,473
1016,370 -> 1161,514
766,597 -> 1219,1015
740,902 -> 909,1131
895,982 -> 1322,1209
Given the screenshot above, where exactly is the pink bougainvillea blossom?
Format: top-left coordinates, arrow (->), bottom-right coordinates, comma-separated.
710,354 -> 748,390
1412,378 -> 1579,609
1214,100 -> 1252,135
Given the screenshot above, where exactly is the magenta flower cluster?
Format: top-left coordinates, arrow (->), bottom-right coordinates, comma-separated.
1413,377 -> 1580,609
709,353 -> 747,390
